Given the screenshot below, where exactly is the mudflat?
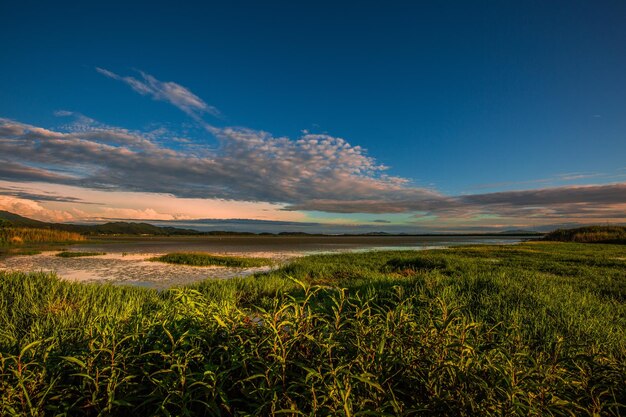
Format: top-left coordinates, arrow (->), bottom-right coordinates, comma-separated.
0,235 -> 527,288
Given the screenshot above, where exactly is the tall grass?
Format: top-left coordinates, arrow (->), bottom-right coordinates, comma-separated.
0,242 -> 624,415
0,227 -> 85,245
545,225 -> 626,244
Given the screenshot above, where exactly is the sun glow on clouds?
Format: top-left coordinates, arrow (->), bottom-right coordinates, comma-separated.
0,181 -> 307,223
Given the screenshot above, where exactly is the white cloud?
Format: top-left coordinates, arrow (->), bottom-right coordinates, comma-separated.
96,68 -> 220,118
0,196 -> 81,222
53,110 -> 74,117
0,117 -> 443,213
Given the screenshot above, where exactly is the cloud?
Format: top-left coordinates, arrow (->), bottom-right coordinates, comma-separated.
416,183 -> 626,221
460,183 -> 626,207
0,196 -> 83,222
0,185 -> 96,204
0,161 -> 77,182
0,117 -> 444,213
2,69 -> 625,225
465,172 -> 608,191
99,207 -> 182,221
2,116 -> 625,223
96,68 -> 220,118
53,110 -> 74,117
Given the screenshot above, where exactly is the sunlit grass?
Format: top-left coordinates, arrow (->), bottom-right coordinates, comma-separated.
0,242 -> 624,415
149,252 -> 274,267
0,227 -> 85,245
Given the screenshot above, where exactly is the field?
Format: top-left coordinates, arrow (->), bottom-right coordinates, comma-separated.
0,242 -> 625,416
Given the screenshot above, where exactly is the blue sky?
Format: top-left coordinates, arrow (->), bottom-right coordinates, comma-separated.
1,1 -> 625,232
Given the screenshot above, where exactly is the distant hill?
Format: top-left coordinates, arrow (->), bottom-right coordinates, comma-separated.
544,226 -> 626,244
0,211 -> 50,228
0,211 -> 201,236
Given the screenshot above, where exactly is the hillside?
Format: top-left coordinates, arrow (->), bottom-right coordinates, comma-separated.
0,210 -> 50,228
0,211 -> 201,236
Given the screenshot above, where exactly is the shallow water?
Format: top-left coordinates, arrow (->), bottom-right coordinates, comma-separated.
0,235 -> 527,288
0,251 -> 277,289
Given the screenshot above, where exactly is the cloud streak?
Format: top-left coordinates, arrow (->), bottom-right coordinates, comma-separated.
96,68 -> 220,118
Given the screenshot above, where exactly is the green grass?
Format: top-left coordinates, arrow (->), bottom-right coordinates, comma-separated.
149,252 -> 274,267
544,225 -> 626,244
55,251 -> 106,258
0,242 -> 625,416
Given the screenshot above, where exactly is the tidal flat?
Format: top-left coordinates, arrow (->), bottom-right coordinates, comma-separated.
0,235 -> 525,288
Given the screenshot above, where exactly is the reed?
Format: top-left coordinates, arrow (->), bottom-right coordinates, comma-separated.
0,242 -> 624,415
0,227 -> 85,245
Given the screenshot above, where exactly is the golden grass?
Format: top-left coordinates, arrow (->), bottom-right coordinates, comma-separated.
0,227 -> 85,245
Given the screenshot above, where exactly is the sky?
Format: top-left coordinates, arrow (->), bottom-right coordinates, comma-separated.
1,0 -> 625,233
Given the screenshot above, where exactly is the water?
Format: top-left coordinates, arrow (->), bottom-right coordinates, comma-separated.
0,235 -> 528,288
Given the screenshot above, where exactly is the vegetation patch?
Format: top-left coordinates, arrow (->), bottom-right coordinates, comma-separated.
0,242 -> 625,415
149,252 -> 274,267
3,248 -> 42,256
55,251 -> 106,258
383,254 -> 451,273
544,225 -> 626,244
0,227 -> 85,245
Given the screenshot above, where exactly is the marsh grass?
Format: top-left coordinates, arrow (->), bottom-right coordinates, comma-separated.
3,248 -> 42,256
0,227 -> 85,246
149,252 -> 274,267
545,225 -> 626,244
55,251 -> 106,258
0,242 -> 625,416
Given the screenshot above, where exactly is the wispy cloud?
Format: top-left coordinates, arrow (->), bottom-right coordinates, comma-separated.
465,172 -> 606,191
0,161 -> 77,182
0,184 -> 98,205
461,184 -> 626,207
96,68 -> 221,119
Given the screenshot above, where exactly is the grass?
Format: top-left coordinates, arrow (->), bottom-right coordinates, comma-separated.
0,227 -> 85,246
544,225 -> 626,244
2,248 -> 42,256
0,227 -> 87,259
149,252 -> 274,267
0,242 -> 625,415
55,251 -> 106,258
